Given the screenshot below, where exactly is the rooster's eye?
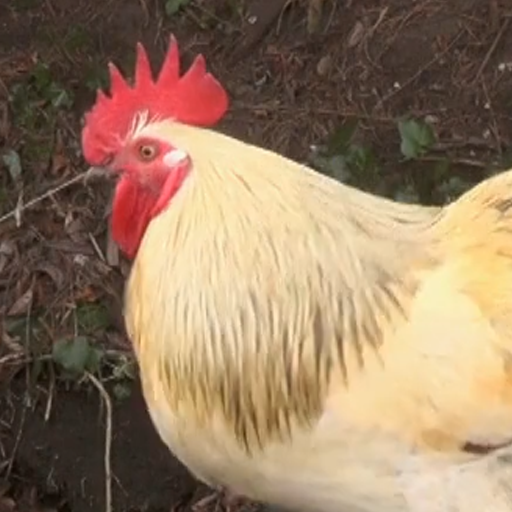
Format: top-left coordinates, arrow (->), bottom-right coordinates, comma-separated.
137,143 -> 159,162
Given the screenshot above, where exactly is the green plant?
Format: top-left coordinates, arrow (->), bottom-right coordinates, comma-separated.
165,0 -> 191,16
309,118 -> 379,188
64,26 -> 91,53
11,62 -> 73,114
8,61 -> 73,150
75,303 -> 111,334
51,334 -> 136,400
398,117 -> 436,160
52,336 -> 104,377
12,0 -> 43,11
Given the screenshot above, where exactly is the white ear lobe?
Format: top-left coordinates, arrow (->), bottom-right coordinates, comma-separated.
163,149 -> 188,167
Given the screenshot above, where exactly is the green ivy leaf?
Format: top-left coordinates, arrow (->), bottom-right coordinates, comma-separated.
398,118 -> 436,159
346,145 -> 377,176
112,357 -> 137,380
1,149 -> 23,182
113,383 -> 132,401
438,176 -> 473,202
31,62 -> 52,91
76,303 -> 110,333
52,336 -> 103,376
326,118 -> 359,156
165,0 -> 190,16
48,85 -> 73,109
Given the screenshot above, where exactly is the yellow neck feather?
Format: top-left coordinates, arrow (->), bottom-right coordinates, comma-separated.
127,121 -> 440,451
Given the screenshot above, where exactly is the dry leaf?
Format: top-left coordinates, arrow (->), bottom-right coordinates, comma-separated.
1,326 -> 24,353
48,239 -> 94,256
64,215 -> 88,244
106,223 -> 119,267
0,102 -> 10,139
74,285 -> 101,303
50,152 -> 69,176
0,240 -> 15,274
50,130 -> 71,176
8,286 -> 34,316
34,261 -> 65,288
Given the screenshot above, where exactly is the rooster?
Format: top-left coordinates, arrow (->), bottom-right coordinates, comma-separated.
82,36 -> 512,512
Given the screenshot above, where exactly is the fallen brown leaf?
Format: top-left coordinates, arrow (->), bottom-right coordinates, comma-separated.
74,285 -> 102,303
0,102 -> 10,140
1,325 -> 24,353
106,224 -> 119,267
7,286 -> 33,316
49,153 -> 69,177
34,262 -> 65,289
50,130 -> 70,177
0,241 -> 15,275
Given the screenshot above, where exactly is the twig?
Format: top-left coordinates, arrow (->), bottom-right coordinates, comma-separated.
324,0 -> 338,34
44,364 -> 55,422
0,167 -> 109,226
368,6 -> 389,39
0,353 -> 24,367
106,224 -> 120,268
136,0 -> 149,27
24,276 -> 35,408
374,30 -> 464,110
44,0 -> 57,18
373,0 -> 438,62
433,137 -> 503,151
89,233 -> 107,263
190,2 -> 228,26
4,392 -> 27,480
472,17 -> 511,85
363,7 -> 390,68
418,155 -> 489,169
231,104 -> 396,122
0,350 -> 131,372
86,372 -> 113,512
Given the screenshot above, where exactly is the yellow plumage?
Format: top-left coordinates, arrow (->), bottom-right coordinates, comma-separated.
125,120 -> 512,512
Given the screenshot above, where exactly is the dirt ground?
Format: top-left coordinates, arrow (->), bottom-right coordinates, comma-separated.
1,0 -> 512,511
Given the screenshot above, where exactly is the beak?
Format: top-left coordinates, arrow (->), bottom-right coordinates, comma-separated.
84,166 -> 117,184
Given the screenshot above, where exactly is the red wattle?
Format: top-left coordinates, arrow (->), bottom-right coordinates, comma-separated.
111,166 -> 190,259
111,177 -> 156,259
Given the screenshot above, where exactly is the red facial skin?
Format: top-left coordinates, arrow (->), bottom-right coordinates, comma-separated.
108,137 -> 190,259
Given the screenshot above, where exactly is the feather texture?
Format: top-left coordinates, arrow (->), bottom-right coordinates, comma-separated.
124,121 -> 512,511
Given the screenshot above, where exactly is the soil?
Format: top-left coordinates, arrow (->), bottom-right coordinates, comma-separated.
0,0 -> 512,511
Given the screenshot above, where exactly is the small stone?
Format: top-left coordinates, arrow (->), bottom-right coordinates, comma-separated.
316,55 -> 333,76
347,20 -> 365,48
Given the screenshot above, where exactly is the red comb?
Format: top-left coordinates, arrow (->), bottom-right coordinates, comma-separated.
81,35 -> 229,165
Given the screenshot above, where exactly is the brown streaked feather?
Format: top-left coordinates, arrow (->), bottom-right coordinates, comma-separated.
125,121 -> 441,452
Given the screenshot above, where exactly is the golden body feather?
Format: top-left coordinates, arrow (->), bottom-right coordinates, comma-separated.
125,121 -> 512,512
